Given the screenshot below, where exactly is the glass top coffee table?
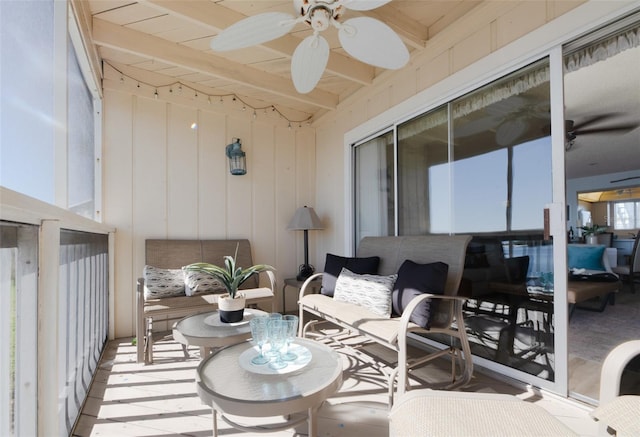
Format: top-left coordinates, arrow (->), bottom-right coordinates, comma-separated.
173,308 -> 267,358
196,338 -> 343,437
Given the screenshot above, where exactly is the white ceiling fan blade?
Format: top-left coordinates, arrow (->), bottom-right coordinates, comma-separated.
339,17 -> 409,69
291,35 -> 329,94
342,0 -> 391,11
211,12 -> 296,51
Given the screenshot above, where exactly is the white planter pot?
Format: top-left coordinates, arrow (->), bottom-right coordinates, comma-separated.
218,293 -> 246,323
586,235 -> 599,245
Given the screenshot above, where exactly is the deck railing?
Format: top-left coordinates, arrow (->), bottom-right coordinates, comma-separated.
1,187 -> 114,436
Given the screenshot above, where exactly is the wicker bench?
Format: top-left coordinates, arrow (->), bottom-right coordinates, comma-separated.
298,235 -> 472,405
136,239 -> 275,364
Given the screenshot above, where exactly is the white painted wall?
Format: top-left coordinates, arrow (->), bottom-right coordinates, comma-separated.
102,77 -> 318,337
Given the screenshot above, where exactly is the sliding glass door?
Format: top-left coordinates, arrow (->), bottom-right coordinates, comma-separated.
353,55 -> 569,392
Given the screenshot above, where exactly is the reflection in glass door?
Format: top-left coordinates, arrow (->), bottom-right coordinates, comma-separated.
354,54 -> 570,392
396,58 -> 556,383
564,16 -> 640,403
452,59 -> 555,382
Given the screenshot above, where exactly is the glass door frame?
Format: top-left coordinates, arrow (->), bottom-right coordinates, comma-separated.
347,47 -> 571,396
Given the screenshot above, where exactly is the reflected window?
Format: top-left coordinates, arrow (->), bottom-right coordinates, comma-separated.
354,131 -> 395,242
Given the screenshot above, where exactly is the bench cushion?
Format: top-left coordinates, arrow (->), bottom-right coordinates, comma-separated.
301,293 -> 419,344
567,281 -> 618,304
144,287 -> 274,317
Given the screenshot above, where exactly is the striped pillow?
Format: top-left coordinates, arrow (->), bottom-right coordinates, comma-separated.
333,268 -> 397,318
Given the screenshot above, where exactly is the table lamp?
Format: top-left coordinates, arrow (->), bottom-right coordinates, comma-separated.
287,206 -> 323,281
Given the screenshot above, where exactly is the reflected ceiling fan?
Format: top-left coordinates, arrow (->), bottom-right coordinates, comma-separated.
565,113 -> 639,150
210,0 -> 409,94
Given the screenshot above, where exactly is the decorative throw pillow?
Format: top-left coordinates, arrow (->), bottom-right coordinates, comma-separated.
143,265 -> 186,300
392,260 -> 449,328
321,253 -> 380,297
333,268 -> 397,318
183,270 -> 225,297
567,244 -> 605,271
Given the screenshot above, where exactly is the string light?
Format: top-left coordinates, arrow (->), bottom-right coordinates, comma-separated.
106,62 -> 313,127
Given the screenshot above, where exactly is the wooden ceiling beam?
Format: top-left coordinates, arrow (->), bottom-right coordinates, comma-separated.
366,4 -> 428,50
92,18 -> 338,110
141,0 -> 375,85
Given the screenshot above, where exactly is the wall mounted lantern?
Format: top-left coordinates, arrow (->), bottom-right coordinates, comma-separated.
287,206 -> 324,281
225,138 -> 246,175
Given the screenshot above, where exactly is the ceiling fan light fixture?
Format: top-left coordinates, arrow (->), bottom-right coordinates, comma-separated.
308,5 -> 333,31
211,0 -> 409,94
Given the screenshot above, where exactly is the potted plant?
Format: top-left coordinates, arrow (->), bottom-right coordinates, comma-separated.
184,244 -> 273,323
579,223 -> 606,245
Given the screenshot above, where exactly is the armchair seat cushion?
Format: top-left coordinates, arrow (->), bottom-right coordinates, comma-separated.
301,293 -> 417,344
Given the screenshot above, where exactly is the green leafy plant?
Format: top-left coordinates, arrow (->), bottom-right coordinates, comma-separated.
579,223 -> 606,236
184,244 -> 273,299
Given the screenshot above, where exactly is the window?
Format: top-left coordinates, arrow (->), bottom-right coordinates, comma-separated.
67,34 -> 96,219
613,201 -> 640,229
0,0 -> 99,220
0,0 -> 55,202
354,131 -> 395,241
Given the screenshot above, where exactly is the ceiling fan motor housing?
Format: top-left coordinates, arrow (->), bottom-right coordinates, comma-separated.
295,0 -> 343,30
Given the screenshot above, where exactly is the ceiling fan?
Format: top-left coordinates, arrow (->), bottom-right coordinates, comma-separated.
210,0 -> 409,94
565,113 -> 639,150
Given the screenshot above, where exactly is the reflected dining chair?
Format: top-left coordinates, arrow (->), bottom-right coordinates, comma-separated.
612,233 -> 640,293
596,232 -> 614,247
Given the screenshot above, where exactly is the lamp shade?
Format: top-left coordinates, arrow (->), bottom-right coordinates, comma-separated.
287,206 -> 323,231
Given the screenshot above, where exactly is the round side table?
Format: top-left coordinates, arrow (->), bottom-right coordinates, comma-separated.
196,338 -> 343,437
173,308 -> 267,358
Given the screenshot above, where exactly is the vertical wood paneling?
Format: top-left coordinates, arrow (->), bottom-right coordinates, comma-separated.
274,126 -> 298,306
197,110 -> 227,237
133,97 -> 168,239
167,104 -> 198,238
104,92 -> 319,334
226,116 -> 253,238
102,90 -> 134,337
251,121 -> 276,270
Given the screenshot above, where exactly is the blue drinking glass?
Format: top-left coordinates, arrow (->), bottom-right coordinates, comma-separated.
250,316 -> 269,365
281,315 -> 299,361
267,319 -> 287,370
